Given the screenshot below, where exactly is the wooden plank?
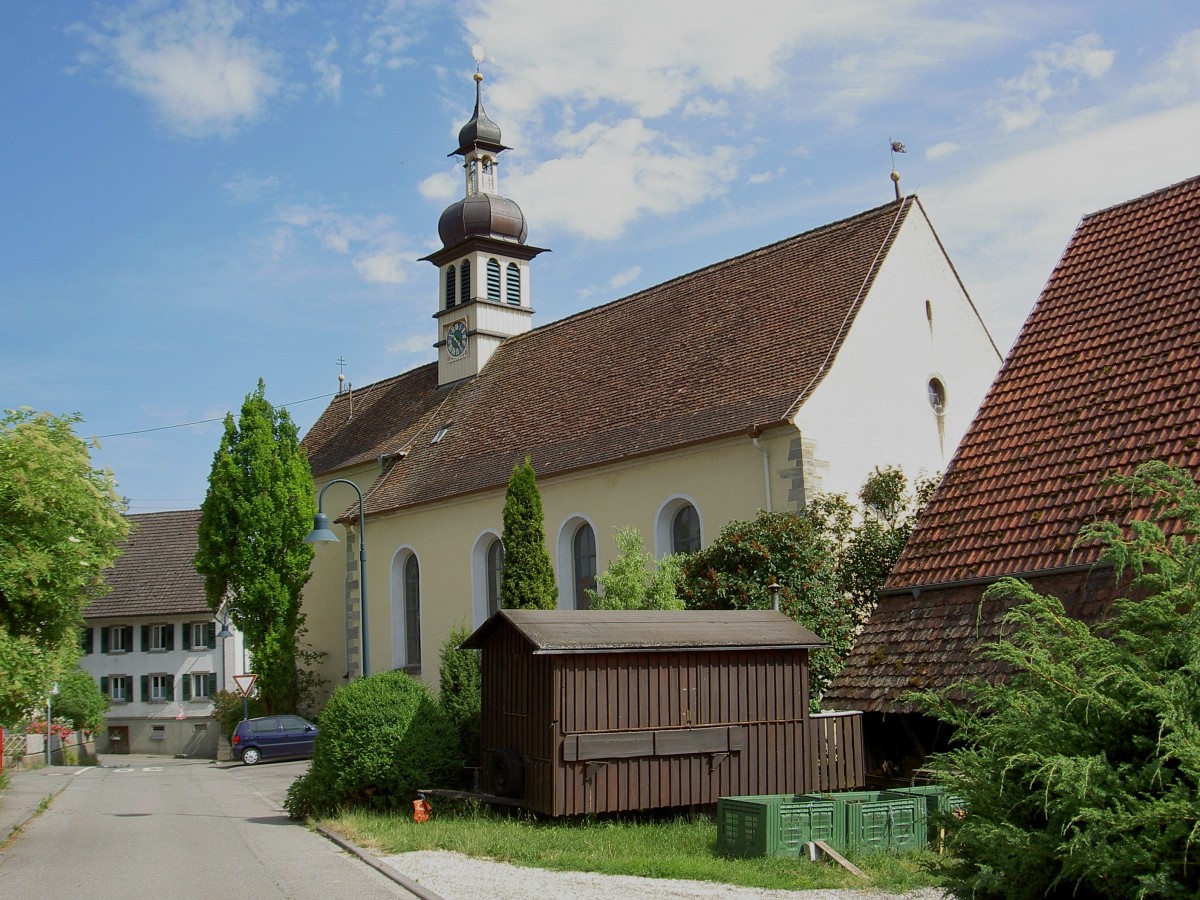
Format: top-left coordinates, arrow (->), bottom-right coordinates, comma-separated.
654,726 -> 730,756
576,730 -> 655,760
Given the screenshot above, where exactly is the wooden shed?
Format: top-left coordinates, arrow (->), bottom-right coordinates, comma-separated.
460,609 -> 865,816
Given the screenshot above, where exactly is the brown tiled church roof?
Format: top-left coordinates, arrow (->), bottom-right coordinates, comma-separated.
304,197 -> 925,516
85,509 -> 210,619
827,174 -> 1200,710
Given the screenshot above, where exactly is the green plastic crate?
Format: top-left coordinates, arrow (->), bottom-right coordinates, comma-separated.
715,794 -> 838,858
887,785 -> 967,840
803,790 -> 927,854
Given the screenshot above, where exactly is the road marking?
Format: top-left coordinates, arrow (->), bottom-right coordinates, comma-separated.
143,767 -> 163,772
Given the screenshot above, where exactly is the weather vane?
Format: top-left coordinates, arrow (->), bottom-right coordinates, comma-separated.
889,139 -> 907,202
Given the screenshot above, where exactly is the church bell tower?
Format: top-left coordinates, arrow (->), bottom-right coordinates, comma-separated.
424,72 -> 547,386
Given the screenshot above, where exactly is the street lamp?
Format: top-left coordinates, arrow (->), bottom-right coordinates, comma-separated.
45,681 -> 59,766
305,479 -> 370,677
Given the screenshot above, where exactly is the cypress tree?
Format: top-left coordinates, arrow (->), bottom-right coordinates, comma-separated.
500,458 -> 557,610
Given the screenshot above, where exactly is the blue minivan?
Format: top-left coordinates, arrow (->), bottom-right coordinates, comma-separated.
231,715 -> 318,765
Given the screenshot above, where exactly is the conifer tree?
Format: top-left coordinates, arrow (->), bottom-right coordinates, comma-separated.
195,381 -> 314,713
500,458 -> 557,610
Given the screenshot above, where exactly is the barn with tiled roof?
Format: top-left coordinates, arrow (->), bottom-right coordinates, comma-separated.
299,75 -> 1001,695
826,174 -> 1200,772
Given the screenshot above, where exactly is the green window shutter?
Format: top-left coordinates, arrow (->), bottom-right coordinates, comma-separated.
207,673 -> 217,696
81,628 -> 94,655
141,675 -> 149,701
141,625 -> 150,651
100,676 -> 109,695
101,628 -> 109,653
181,675 -> 190,701
124,626 -> 134,651
166,623 -> 175,651
167,677 -> 175,702
206,622 -> 216,649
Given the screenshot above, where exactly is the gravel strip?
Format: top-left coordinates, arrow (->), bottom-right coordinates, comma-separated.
382,850 -> 947,900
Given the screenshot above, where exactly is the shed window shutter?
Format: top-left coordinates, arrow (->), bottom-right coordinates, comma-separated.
141,675 -> 149,701
182,676 -> 190,701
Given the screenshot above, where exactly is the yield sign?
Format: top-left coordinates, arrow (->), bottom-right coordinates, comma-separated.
233,673 -> 258,697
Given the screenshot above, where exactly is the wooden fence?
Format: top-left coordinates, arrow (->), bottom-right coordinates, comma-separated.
806,710 -> 865,792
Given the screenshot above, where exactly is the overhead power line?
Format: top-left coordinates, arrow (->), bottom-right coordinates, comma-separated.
92,391 -> 337,439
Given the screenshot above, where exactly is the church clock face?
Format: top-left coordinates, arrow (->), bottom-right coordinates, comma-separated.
446,319 -> 469,358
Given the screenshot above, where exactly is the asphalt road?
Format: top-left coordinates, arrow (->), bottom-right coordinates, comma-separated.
0,756 -> 410,898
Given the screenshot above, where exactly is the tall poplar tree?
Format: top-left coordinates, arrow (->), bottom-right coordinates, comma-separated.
500,458 -> 557,610
195,381 -> 314,713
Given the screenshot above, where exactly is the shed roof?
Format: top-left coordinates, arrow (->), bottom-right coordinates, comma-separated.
461,609 -> 826,654
85,509 -> 210,620
303,198 -> 932,518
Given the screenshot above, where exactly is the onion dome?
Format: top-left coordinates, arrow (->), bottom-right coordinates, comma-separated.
438,194 -> 528,246
452,72 -> 509,157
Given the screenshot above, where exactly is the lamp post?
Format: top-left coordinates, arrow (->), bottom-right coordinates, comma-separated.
45,682 -> 59,766
305,479 -> 370,677
215,608 -> 247,721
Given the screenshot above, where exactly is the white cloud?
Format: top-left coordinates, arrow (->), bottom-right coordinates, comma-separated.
926,142 -> 961,161
387,333 -> 434,355
747,166 -> 786,185
224,170 -> 281,203
419,171 -> 458,201
608,266 -> 641,290
926,102 -> 1200,348
311,37 -> 342,101
354,250 -> 408,284
1127,29 -> 1200,105
509,119 -> 738,239
274,205 -> 421,285
990,34 -> 1115,133
73,0 -> 283,138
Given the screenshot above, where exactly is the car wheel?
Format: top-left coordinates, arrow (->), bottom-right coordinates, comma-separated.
242,747 -> 261,766
490,747 -> 525,799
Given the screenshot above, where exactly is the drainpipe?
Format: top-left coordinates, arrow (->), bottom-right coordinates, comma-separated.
750,426 -> 773,513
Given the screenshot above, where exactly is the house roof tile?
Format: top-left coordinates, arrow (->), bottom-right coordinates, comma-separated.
303,198 -> 918,516
85,509 -> 210,620
886,175 -> 1200,589
826,174 -> 1200,710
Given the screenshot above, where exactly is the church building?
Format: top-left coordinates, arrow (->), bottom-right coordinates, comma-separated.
299,74 -> 1002,690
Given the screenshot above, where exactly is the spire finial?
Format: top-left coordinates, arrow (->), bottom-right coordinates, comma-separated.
889,140 -> 907,203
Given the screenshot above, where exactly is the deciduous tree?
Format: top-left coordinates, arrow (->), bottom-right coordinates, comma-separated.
195,381 -> 314,714
586,527 -> 684,610
0,409 -> 128,725
499,458 -> 557,610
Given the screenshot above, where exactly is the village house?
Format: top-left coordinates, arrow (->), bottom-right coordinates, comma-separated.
80,509 -> 244,757
825,175 -> 1200,773
299,75 -> 1002,692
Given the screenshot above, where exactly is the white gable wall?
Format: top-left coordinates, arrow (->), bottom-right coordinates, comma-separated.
794,204 -> 1001,500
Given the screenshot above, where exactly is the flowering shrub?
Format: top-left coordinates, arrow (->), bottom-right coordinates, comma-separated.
25,718 -> 74,741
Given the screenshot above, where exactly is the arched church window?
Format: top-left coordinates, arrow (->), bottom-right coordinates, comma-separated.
404,554 -> 422,671
572,523 -> 597,610
445,265 -> 456,308
486,538 -> 504,617
671,504 -> 701,554
506,263 -> 520,305
460,259 -> 471,301
486,258 -> 502,301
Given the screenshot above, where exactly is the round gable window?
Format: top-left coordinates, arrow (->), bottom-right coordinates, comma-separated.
927,377 -> 947,414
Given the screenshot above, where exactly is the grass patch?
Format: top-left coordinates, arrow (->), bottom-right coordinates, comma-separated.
321,800 -> 944,894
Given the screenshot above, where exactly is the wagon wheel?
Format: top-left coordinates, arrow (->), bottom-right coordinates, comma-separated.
490,747 -> 525,798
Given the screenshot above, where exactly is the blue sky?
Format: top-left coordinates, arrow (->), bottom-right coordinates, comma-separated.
3,1 -> 1199,513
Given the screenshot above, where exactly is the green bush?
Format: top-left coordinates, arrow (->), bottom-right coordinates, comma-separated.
53,666 -> 110,734
286,670 -> 459,819
438,623 -> 481,776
